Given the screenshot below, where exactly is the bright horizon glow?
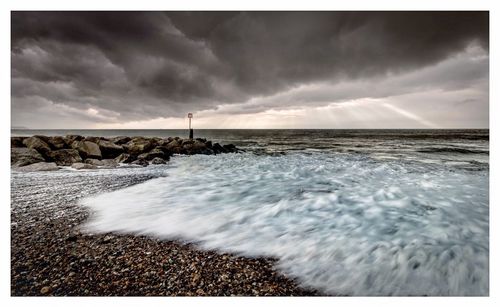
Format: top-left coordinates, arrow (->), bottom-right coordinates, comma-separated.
10,14 -> 488,130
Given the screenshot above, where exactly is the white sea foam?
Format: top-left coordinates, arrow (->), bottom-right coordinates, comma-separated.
80,152 -> 489,295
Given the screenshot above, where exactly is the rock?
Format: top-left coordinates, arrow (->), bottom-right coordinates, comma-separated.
16,162 -> 59,172
223,144 -> 237,153
32,135 -> 51,143
212,143 -> 226,154
114,153 -> 136,163
40,286 -> 51,295
71,141 -> 102,159
131,158 -> 149,167
64,135 -> 84,145
22,136 -> 52,156
84,158 -> 118,168
156,146 -> 173,158
111,136 -> 131,145
196,288 -> 206,296
157,139 -> 172,147
124,137 -> 157,156
101,235 -> 114,244
181,143 -> 195,154
98,140 -> 124,158
46,149 -> 82,166
150,157 -> 166,164
200,148 -> 215,155
11,148 -> 45,167
71,162 -> 97,170
84,136 -> 102,143
11,137 -> 27,148
165,139 -> 182,154
46,136 -> 67,150
138,147 -> 169,161
66,235 -> 78,242
192,140 -> 208,152
181,139 -> 194,146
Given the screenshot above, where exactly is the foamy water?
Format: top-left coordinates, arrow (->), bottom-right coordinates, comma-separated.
80,152 -> 489,295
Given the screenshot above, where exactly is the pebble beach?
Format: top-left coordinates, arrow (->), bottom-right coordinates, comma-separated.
10,142 -> 319,296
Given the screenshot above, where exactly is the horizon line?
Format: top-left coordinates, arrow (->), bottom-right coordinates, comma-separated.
10,127 -> 490,130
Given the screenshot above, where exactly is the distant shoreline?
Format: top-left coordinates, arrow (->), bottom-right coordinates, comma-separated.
11,128 -> 490,131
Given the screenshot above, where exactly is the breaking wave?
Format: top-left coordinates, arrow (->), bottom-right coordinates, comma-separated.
80,152 -> 489,295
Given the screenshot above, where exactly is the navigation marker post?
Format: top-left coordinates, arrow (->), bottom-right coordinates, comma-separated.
188,113 -> 193,139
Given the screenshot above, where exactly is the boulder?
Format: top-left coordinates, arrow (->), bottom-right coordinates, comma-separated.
47,149 -> 82,166
47,136 -> 67,150
181,139 -> 194,146
181,140 -> 209,155
200,147 -> 215,155
131,158 -> 149,167
11,148 -> 45,167
16,162 -> 59,172
98,140 -> 124,158
223,144 -> 237,153
192,140 -> 208,151
124,137 -> 157,156
64,135 -> 84,146
23,136 -> 52,156
84,158 -> 118,168
157,138 -> 171,147
11,137 -> 27,148
71,141 -> 102,159
150,157 -> 166,165
114,153 -> 136,164
111,136 -> 131,145
212,143 -> 226,154
138,147 -> 170,161
155,146 -> 173,157
71,162 -> 97,170
165,139 -> 182,154
84,136 -> 102,143
32,135 -> 51,143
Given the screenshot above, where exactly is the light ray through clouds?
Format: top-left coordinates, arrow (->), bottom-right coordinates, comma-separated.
380,103 -> 439,128
13,12 -> 487,129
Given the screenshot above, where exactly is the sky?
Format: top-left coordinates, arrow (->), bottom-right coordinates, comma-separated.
11,11 -> 489,129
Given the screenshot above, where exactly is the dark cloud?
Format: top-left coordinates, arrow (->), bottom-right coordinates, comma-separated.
11,11 -> 489,127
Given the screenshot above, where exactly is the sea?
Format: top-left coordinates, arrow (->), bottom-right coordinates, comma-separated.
11,129 -> 489,295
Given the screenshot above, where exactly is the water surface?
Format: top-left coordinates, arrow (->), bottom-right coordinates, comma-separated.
11,129 -> 489,295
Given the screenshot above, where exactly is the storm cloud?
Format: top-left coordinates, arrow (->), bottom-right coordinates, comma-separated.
11,11 -> 489,128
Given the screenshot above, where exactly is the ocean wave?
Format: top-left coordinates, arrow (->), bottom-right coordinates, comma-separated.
80,153 -> 489,295
416,147 -> 489,154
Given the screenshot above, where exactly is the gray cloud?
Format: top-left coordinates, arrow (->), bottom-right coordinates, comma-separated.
11,11 -> 489,128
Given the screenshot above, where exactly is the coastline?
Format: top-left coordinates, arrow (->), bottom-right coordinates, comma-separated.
10,131 -> 490,296
10,135 -> 319,296
11,204 -> 318,296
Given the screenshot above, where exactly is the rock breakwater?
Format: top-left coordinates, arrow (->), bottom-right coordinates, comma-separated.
11,135 -> 240,171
